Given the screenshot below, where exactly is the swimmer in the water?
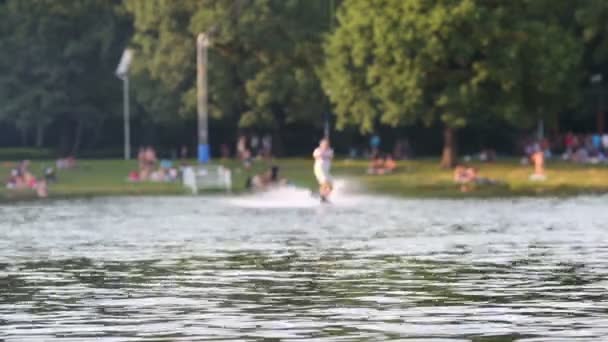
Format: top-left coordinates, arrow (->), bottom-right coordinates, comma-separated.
313,138 -> 334,202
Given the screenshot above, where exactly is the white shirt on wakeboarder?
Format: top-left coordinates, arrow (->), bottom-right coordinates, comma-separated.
313,147 -> 333,184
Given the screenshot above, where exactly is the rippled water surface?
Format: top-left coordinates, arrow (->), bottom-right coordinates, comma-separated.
1,194 -> 608,341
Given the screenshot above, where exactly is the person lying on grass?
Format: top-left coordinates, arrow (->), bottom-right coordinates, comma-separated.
454,164 -> 501,192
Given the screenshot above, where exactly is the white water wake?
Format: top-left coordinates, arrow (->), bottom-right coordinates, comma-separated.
227,179 -> 362,208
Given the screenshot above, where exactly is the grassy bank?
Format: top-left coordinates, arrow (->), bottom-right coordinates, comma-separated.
2,158 -> 608,202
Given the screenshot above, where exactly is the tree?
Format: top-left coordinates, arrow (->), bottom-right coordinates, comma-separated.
321,0 -> 581,167
0,0 -> 129,153
125,0 -> 331,152
576,0 -> 608,133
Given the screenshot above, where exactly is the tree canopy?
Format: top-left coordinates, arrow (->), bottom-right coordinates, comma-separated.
0,0 -> 129,152
320,0 -> 582,165
125,0 -> 330,130
0,0 -> 606,159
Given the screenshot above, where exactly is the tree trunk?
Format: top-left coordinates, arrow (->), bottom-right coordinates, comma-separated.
271,105 -> 286,157
57,119 -> 70,156
271,127 -> 284,157
71,120 -> 84,156
20,126 -> 28,147
552,112 -> 560,137
440,126 -> 457,168
89,120 -> 104,149
35,122 -> 45,148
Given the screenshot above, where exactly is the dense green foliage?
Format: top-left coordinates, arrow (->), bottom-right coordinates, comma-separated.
126,0 -> 330,129
0,0 -> 607,159
0,0 -> 129,152
321,0 -> 583,165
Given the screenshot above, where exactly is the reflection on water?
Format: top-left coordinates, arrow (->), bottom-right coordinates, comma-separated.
1,196 -> 608,341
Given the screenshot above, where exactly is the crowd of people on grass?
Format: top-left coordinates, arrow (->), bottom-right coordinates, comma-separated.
9,129 -> 605,199
4,155 -> 81,198
5,160 -> 48,198
455,143 -> 545,192
349,135 -> 412,161
128,146 -> 179,182
452,131 -> 608,191
236,133 -> 273,169
367,153 -> 397,175
521,131 -> 608,165
3,146 -> 185,199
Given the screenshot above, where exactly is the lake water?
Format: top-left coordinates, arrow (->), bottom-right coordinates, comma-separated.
1,190 -> 608,341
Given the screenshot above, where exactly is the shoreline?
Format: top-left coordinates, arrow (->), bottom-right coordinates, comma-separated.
2,158 -> 608,204
3,183 -> 608,205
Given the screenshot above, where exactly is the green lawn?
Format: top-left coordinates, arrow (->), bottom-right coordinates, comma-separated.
2,158 -> 608,202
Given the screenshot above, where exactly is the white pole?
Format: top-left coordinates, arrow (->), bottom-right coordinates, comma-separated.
197,33 -> 210,163
124,76 -> 131,160
537,119 -> 544,140
116,48 -> 133,160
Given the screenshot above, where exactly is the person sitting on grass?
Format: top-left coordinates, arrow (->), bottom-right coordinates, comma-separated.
368,154 -> 397,175
129,157 -> 179,183
128,170 -> 140,182
159,159 -> 176,182
149,168 -> 165,182
148,160 -> 179,183
44,166 -> 56,183
22,171 -> 48,198
242,148 -> 253,170
384,154 -> 397,173
245,165 -> 287,191
454,164 -> 474,192
368,153 -> 386,175
6,169 -> 23,189
6,166 -> 48,198
467,167 -> 501,186
17,160 -> 31,174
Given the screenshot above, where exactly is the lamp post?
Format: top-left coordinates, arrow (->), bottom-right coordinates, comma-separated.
324,112 -> 330,140
325,0 -> 334,140
116,49 -> 134,160
591,73 -> 604,134
197,33 -> 210,163
193,1 -> 251,162
537,119 -> 544,140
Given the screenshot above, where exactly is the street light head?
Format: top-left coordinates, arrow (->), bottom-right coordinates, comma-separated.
116,48 -> 134,79
591,73 -> 603,84
197,33 -> 211,48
